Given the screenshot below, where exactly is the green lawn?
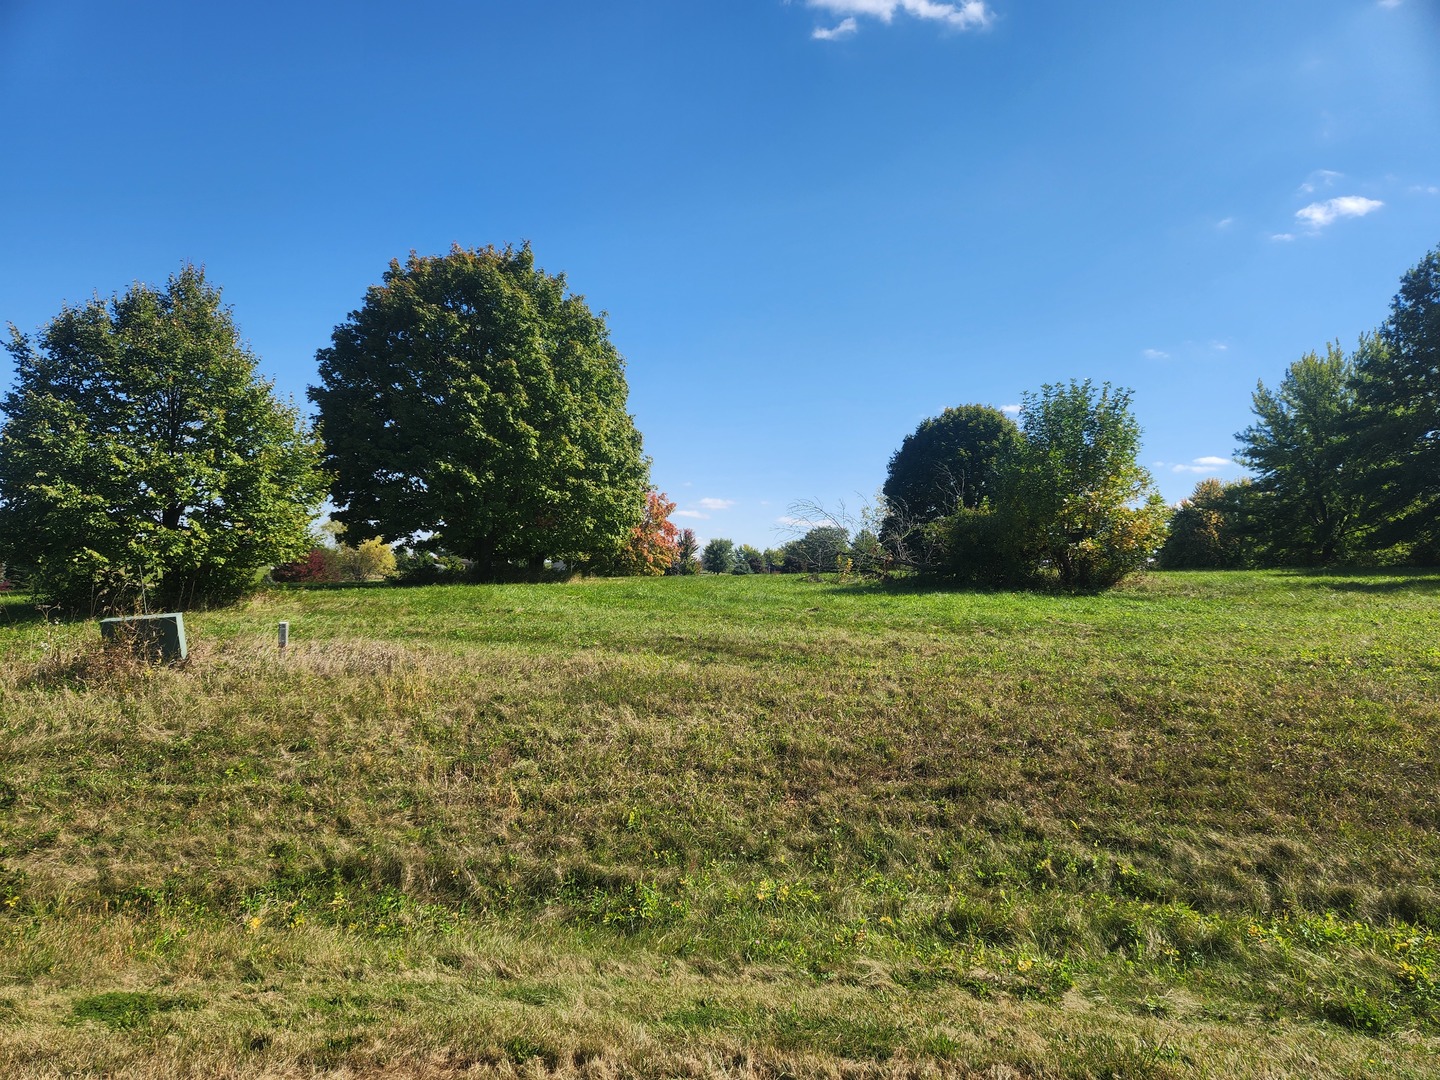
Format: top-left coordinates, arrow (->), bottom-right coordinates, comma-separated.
0,570 -> 1437,1077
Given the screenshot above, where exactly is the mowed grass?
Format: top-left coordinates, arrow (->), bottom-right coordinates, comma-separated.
0,569 -> 1437,1078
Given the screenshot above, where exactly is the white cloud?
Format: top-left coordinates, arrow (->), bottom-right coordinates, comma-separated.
1411,184 -> 1440,196
813,16 -> 858,39
1170,456 -> 1236,475
1216,217 -> 1234,229
805,0 -> 993,37
1142,348 -> 1169,360
1270,233 -> 1297,242
1378,0 -> 1403,9
999,403 -> 1021,415
1299,169 -> 1343,194
697,497 -> 735,511
1296,195 -> 1384,229
674,509 -> 708,520
1210,341 -> 1229,352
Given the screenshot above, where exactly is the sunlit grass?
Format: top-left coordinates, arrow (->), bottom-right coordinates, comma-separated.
1,569 -> 1437,1076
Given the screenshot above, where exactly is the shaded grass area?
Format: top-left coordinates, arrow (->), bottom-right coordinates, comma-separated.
0,569 -> 1438,1076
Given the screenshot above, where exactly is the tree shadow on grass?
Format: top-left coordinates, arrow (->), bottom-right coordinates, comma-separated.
0,594 -> 57,626
1277,567 -> 1440,594
802,575 -> 1027,599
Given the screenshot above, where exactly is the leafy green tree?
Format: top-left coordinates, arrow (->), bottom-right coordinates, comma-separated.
782,525 -> 850,573
1157,477 -> 1254,569
309,244 -> 649,579
984,381 -> 1167,590
669,528 -> 700,575
1236,344 -> 1374,565
0,266 -> 325,612
882,404 -> 1020,525
701,537 -> 735,574
1354,244 -> 1440,558
736,544 -> 765,574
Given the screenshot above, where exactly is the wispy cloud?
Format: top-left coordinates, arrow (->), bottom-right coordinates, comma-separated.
1270,232 -> 1297,242
1142,348 -> 1169,360
1296,195 -> 1383,230
1215,217 -> 1234,230
1378,0 -> 1403,9
674,509 -> 708,520
813,16 -> 858,38
1299,169 -> 1343,194
806,0 -> 993,39
1412,184 -> 1440,196
999,403 -> 1020,416
1170,456 -> 1236,475
697,497 -> 735,511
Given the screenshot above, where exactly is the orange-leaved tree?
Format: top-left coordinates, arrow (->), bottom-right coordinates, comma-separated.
610,490 -> 680,576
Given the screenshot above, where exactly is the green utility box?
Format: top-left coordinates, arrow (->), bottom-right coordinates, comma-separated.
99,612 -> 188,663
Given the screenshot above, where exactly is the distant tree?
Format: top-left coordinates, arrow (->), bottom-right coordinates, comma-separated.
1353,244 -> 1440,558
983,381 -> 1167,590
608,490 -> 680,576
309,244 -> 649,579
849,528 -> 886,574
0,266 -> 326,612
1157,478 -> 1254,569
762,547 -> 787,574
272,548 -> 339,584
783,526 -> 850,573
736,544 -> 765,574
670,528 -> 701,575
701,537 -> 735,574
1236,344 -> 1374,565
336,537 -> 398,581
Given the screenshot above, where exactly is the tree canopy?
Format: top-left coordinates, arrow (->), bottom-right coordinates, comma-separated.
882,404 -> 1019,526
0,266 -> 325,611
1235,343 -> 1374,565
1354,243 -> 1440,555
308,245 -> 649,577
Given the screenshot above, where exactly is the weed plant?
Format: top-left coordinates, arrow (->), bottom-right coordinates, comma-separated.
0,570 -> 1437,1076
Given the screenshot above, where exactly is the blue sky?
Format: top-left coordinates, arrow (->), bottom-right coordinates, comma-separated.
3,0 -> 1438,551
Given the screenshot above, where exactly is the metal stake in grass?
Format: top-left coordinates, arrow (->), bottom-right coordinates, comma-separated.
278,621 -> 289,652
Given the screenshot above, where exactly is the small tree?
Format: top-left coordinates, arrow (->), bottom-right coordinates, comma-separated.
336,537 -> 398,581
701,537 -> 735,574
607,490 -> 680,576
272,549 -> 339,584
983,381 -> 1167,590
0,266 -> 326,612
1157,478 -> 1254,569
669,529 -> 701,575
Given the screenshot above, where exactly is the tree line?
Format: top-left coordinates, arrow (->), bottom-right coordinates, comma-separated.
1,241 -> 1434,612
1161,244 -> 1438,569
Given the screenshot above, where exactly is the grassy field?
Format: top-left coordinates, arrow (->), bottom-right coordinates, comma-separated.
0,569 -> 1437,1078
